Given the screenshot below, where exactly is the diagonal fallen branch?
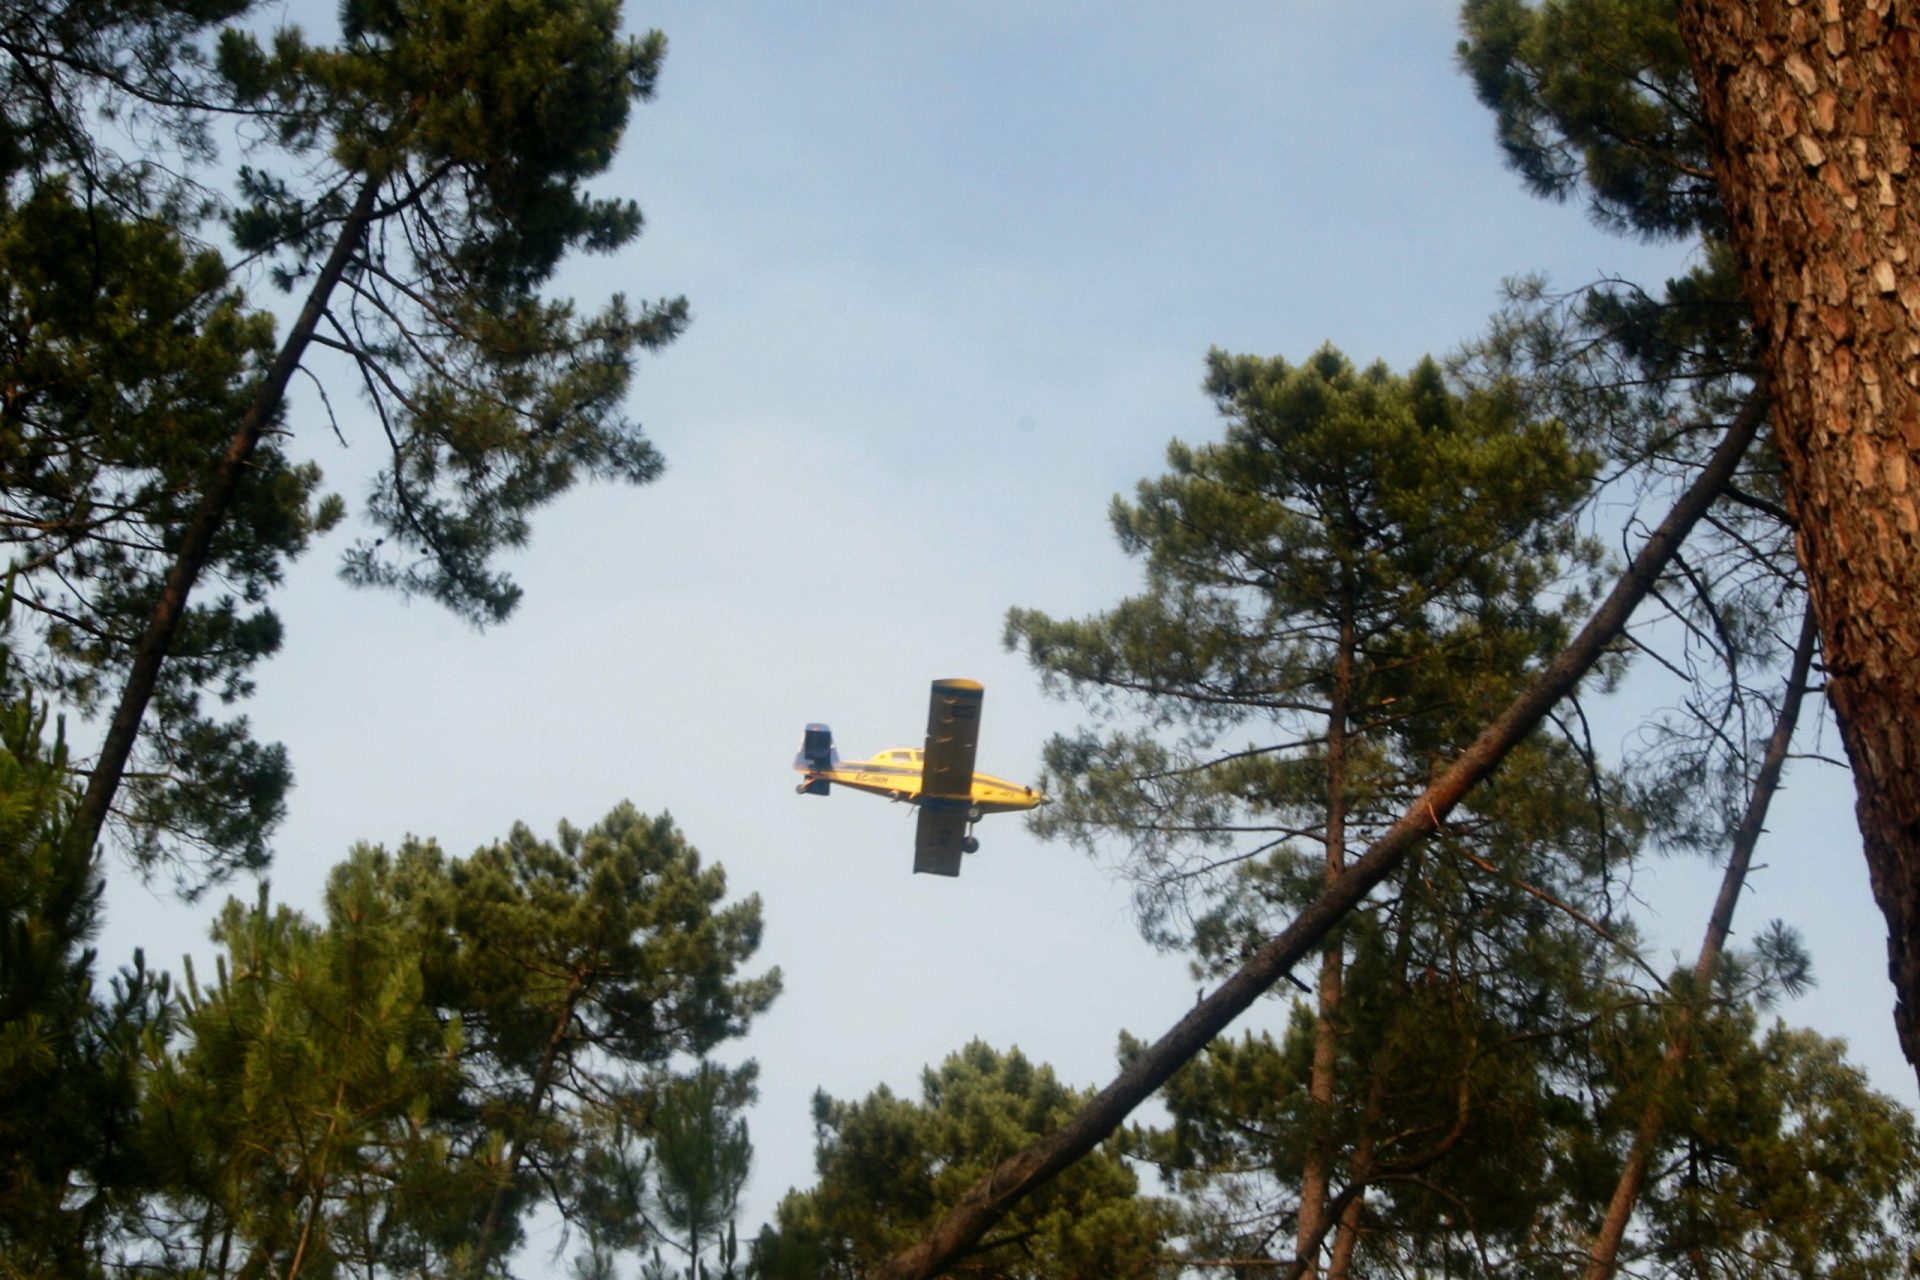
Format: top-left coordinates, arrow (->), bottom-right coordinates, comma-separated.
873,389 -> 1769,1280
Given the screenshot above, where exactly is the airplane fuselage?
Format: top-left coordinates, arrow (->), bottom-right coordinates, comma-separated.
807,747 -> 1044,815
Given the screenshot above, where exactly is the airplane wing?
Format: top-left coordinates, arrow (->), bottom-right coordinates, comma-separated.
921,678 -> 983,800
914,806 -> 967,877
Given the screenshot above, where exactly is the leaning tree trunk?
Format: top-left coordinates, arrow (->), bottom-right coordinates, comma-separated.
77,173 -> 384,854
1586,608 -> 1819,1279
1675,0 -> 1920,1086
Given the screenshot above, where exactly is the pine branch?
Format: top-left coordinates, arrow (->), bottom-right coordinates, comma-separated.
76,170 -> 385,853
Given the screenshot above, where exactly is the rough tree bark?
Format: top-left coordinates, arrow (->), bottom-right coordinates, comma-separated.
869,397 -> 1767,1280
1674,0 -> 1920,1085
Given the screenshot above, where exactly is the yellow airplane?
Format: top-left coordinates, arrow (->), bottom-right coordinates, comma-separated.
793,678 -> 1047,876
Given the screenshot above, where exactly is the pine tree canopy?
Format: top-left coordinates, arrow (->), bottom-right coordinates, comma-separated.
214,0 -> 686,623
132,804 -> 777,1280
1457,0 -> 1719,240
1008,344 -> 1606,941
0,612 -> 172,1278
756,1041 -> 1177,1280
0,0 -> 687,884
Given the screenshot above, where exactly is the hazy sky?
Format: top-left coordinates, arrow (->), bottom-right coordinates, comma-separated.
103,0 -> 1916,1248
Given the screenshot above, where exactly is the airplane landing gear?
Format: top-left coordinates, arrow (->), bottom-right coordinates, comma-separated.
961,804 -> 985,854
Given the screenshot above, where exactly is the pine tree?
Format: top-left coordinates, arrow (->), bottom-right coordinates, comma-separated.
133,805 -> 778,1279
134,866 -> 464,1278
874,355 -> 1767,1280
1582,611 -> 1817,1277
397,805 -> 778,1278
873,7 -> 1905,1271
645,1063 -> 755,1278
0,0 -> 686,881
756,1041 -> 1177,1280
1009,345 -> 1612,1276
1580,992 -> 1920,1277
77,0 -> 689,874
1456,2 -> 1815,913
0,0 -> 331,885
0,604 -> 172,1277
1461,0 -> 1920,1090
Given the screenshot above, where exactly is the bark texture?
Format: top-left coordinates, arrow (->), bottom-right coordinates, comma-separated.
1675,0 -> 1920,1083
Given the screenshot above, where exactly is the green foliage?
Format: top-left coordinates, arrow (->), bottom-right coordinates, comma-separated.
1137,954 -> 1920,1275
647,1062 -> 755,1273
1455,0 -> 1763,457
134,804 -> 778,1279
0,173 -> 323,885
591,1063 -> 758,1280
0,615 -> 171,1277
1454,0 -> 1804,863
0,0 -> 336,886
1129,844 -> 1638,1271
1574,993 -> 1920,1279
136,861 -> 471,1279
1,1 -> 710,1269
1,0 -> 688,885
756,1041 -> 1177,1279
1457,0 -> 1717,240
408,805 -> 778,1275
1136,997 -> 1572,1266
0,0 -> 249,196
1003,335 -> 1897,1273
1008,344 -> 1604,941
1005,346 -> 1663,1271
1649,1020 -> 1920,1277
215,0 -> 688,625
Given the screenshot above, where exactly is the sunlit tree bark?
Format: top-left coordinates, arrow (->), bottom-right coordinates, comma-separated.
1674,0 -> 1920,1085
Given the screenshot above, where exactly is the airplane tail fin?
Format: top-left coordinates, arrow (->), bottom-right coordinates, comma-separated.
795,723 -> 836,795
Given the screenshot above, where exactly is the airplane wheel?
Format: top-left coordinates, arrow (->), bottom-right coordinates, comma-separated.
962,836 -> 980,854
794,784 -> 808,795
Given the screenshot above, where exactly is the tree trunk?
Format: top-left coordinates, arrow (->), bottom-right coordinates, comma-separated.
1298,614 -> 1355,1277
1328,847 -> 1420,1280
471,981 -> 583,1276
76,173 -> 384,854
868,395 -> 1766,1280
1674,0 -> 1920,1086
1586,607 -> 1818,1279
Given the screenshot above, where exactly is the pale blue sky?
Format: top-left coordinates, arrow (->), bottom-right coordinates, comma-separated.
103,0 -> 1914,1252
